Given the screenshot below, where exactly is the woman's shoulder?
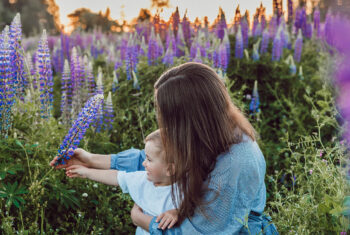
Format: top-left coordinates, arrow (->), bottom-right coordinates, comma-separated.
214,135 -> 265,175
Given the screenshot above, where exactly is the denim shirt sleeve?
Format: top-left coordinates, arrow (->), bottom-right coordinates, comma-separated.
110,148 -> 146,172
149,217 -> 182,235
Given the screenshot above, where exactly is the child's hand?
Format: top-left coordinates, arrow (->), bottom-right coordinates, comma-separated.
156,209 -> 178,230
65,165 -> 90,178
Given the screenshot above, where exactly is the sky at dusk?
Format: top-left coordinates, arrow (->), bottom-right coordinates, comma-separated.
55,0 -> 290,28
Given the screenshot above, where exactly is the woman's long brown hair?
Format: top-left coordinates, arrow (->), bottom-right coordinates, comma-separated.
154,62 -> 256,224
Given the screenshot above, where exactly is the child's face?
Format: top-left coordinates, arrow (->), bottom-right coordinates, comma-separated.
142,141 -> 170,185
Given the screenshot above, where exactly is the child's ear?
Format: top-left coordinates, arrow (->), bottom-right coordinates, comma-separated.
166,163 -> 175,177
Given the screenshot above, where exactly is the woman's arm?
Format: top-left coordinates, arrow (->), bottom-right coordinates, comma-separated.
110,148 -> 146,171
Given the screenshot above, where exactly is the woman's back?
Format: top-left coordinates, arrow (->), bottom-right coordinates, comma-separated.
177,136 -> 266,234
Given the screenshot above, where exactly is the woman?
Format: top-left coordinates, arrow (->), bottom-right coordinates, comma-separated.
51,62 -> 278,234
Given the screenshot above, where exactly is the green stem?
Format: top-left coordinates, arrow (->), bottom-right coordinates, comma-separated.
38,168 -> 54,185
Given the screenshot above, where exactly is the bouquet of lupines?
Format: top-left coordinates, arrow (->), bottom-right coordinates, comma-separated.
55,94 -> 104,165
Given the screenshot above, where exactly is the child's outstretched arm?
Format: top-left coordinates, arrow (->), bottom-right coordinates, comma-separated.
156,209 -> 178,230
66,165 -> 119,186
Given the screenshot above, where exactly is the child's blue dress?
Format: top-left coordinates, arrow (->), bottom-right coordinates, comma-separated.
111,136 -> 279,235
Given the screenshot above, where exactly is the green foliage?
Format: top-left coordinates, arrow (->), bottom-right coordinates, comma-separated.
0,37 -> 349,234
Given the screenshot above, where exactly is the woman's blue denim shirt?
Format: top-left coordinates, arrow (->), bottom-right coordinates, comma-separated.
111,136 -> 278,234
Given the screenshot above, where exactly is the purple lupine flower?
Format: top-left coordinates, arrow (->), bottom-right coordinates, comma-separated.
162,41 -> 174,66
314,8 -> 320,37
112,70 -> 119,92
55,94 -> 104,165
252,14 -> 259,36
219,43 -> 228,73
241,18 -> 249,49
272,30 -> 282,61
139,36 -> 147,56
103,92 -> 114,131
148,27 -> 158,65
269,14 -> 278,39
125,35 -> 138,81
223,29 -> 230,63
25,52 -> 36,86
94,69 -> 104,133
249,81 -> 260,115
305,22 -> 313,39
84,57 -> 95,98
287,0 -> 293,24
70,48 -> 84,117
253,23 -> 262,38
156,34 -> 164,59
235,26 -> 243,59
294,29 -> 303,63
0,26 -> 15,138
193,47 -> 203,64
61,60 -> 71,125
176,24 -> 186,57
172,7 -> 180,37
190,41 -> 198,60
37,30 -> 54,119
9,13 -> 26,99
260,29 -> 269,54
182,12 -> 191,47
261,12 -> 267,31
212,46 -> 220,68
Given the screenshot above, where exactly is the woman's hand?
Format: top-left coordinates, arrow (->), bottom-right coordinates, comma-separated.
50,148 -> 92,169
156,209 -> 178,229
65,165 -> 90,178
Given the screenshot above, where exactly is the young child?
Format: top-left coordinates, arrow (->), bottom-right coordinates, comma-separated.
65,130 -> 178,234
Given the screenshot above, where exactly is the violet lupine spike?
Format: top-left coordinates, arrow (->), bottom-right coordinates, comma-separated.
314,8 -> 320,37
235,26 -> 244,59
9,13 -> 26,100
252,15 -> 259,37
193,47 -> 203,64
37,30 -> 54,119
294,29 -> 303,63
103,92 -> 114,131
182,13 -> 191,47
162,41 -> 174,66
241,18 -> 249,49
139,36 -> 147,56
172,7 -> 180,37
71,48 -> 84,118
0,26 -> 15,138
212,45 -> 220,68
61,60 -> 71,125
260,29 -> 269,54
253,23 -> 262,38
55,94 -> 104,165
148,27 -> 158,65
261,13 -> 266,32
190,41 -> 198,60
156,34 -> 164,59
86,61 -> 95,98
249,80 -> 260,115
126,34 -> 138,81
272,29 -> 282,61
287,0 -> 293,24
176,24 -> 186,57
166,25 -> 177,54
223,29 -> 230,63
219,43 -> 228,73
269,14 -> 278,39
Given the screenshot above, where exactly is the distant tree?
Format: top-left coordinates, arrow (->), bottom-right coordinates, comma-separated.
0,0 -> 59,36
150,0 -> 170,9
68,7 -> 120,33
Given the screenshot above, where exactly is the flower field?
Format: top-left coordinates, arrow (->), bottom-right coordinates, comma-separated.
0,1 -> 350,234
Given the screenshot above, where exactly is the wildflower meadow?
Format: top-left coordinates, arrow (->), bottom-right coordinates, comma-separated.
0,0 -> 349,234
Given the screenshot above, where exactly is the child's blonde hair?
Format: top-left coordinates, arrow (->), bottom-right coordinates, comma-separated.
144,129 -> 164,157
